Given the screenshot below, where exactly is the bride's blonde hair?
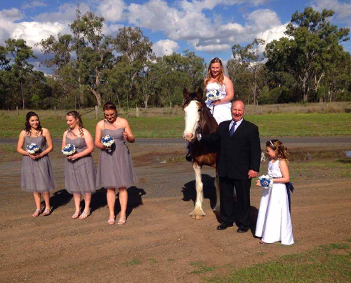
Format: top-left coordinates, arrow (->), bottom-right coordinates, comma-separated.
204,57 -> 224,89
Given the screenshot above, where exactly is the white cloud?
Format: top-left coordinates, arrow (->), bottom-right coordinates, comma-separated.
22,1 -> 47,10
127,0 -> 282,53
34,3 -> 90,22
256,24 -> 289,53
97,0 -> 126,22
311,0 -> 351,26
153,39 -> 179,56
194,43 -> 231,52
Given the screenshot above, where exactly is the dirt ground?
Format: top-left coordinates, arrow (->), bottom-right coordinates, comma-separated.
0,141 -> 350,282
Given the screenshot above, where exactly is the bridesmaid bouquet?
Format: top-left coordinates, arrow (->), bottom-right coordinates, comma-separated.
101,135 -> 115,152
62,144 -> 76,156
259,175 -> 273,189
206,89 -> 220,101
26,143 -> 39,155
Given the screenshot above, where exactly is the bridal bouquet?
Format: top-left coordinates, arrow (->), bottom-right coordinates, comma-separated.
26,143 -> 39,155
62,144 -> 76,156
206,89 -> 221,101
259,175 -> 273,189
101,135 -> 115,152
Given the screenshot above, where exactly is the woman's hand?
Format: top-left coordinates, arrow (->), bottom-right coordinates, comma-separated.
256,180 -> 261,187
212,99 -> 221,106
122,131 -> 128,141
67,153 -> 78,161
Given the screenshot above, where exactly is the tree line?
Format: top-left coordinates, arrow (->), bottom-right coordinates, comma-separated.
0,7 -> 350,110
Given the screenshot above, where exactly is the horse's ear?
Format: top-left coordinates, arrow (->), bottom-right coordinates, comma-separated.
196,87 -> 203,100
183,88 -> 190,99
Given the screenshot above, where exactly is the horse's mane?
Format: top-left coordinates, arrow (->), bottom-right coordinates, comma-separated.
198,101 -> 218,134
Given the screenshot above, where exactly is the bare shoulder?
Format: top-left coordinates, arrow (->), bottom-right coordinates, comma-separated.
223,75 -> 233,84
118,117 -> 128,126
42,128 -> 50,135
279,159 -> 288,167
96,119 -> 105,128
82,128 -> 92,136
19,130 -> 26,138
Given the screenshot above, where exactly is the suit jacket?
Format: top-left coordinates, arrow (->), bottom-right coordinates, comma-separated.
202,119 -> 261,180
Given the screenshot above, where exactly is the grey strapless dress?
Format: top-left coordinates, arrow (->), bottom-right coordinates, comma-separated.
64,137 -> 97,194
21,136 -> 55,192
96,128 -> 137,189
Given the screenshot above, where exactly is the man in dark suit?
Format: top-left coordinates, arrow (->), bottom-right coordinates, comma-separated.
199,100 -> 261,232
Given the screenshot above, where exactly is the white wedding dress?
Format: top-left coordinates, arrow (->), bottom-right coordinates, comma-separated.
255,159 -> 294,245
205,82 -> 232,124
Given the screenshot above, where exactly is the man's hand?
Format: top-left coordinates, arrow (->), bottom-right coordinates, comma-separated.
248,170 -> 258,179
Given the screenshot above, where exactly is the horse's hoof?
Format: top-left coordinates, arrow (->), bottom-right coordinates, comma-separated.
195,215 -> 204,220
189,209 -> 205,220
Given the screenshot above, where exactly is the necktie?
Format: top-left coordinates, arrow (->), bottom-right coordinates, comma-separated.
229,121 -> 236,136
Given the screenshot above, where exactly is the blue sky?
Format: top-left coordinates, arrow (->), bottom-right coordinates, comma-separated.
0,0 -> 350,73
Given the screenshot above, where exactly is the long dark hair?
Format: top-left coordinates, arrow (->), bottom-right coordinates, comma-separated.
25,111 -> 43,135
66,111 -> 84,137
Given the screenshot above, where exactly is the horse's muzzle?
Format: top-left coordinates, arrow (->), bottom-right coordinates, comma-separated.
183,132 -> 194,142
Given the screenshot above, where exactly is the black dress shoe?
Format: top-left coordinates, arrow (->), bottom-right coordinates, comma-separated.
217,223 -> 233,230
185,153 -> 192,162
237,226 -> 250,233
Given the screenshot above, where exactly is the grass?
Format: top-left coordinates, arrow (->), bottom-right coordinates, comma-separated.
124,258 -> 141,266
190,261 -> 217,274
205,242 -> 351,283
0,109 -> 351,138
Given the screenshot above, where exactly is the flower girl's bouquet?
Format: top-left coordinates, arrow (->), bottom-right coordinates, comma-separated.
259,175 -> 273,189
26,143 -> 40,155
206,89 -> 221,102
62,144 -> 76,156
101,135 -> 115,152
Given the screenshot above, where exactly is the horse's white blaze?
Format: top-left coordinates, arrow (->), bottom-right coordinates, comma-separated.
183,101 -> 200,141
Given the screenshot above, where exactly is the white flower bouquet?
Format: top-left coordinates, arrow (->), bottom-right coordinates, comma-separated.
206,89 -> 221,101
62,144 -> 76,156
101,135 -> 115,152
26,143 -> 39,155
259,175 -> 273,189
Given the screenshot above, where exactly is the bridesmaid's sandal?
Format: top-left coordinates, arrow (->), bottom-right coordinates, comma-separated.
43,207 -> 52,216
71,210 -> 80,219
79,210 -> 91,220
32,209 -> 41,217
107,218 -> 115,225
117,218 -> 126,225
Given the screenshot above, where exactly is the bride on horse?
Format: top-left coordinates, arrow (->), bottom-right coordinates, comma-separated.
182,58 -> 234,219
204,57 -> 234,124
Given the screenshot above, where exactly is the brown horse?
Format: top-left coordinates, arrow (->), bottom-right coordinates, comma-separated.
183,88 -> 220,219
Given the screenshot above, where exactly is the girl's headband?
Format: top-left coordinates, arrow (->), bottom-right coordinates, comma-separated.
270,140 -> 274,147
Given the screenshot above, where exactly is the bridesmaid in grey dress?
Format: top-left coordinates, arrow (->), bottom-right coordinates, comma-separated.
95,102 -> 137,225
62,111 -> 96,220
17,112 -> 55,217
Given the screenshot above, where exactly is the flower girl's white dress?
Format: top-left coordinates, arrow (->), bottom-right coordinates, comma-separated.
205,82 -> 232,124
255,159 -> 294,245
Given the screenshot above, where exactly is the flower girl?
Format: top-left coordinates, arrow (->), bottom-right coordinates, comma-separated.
255,139 -> 294,245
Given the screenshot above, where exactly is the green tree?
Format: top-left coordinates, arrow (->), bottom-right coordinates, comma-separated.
265,7 -> 350,102
39,9 -> 114,107
228,39 -> 265,104
5,38 -> 37,109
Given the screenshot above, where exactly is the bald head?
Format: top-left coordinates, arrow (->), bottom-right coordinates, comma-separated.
231,100 -> 245,122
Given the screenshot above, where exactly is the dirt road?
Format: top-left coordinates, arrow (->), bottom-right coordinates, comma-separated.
0,142 -> 350,282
